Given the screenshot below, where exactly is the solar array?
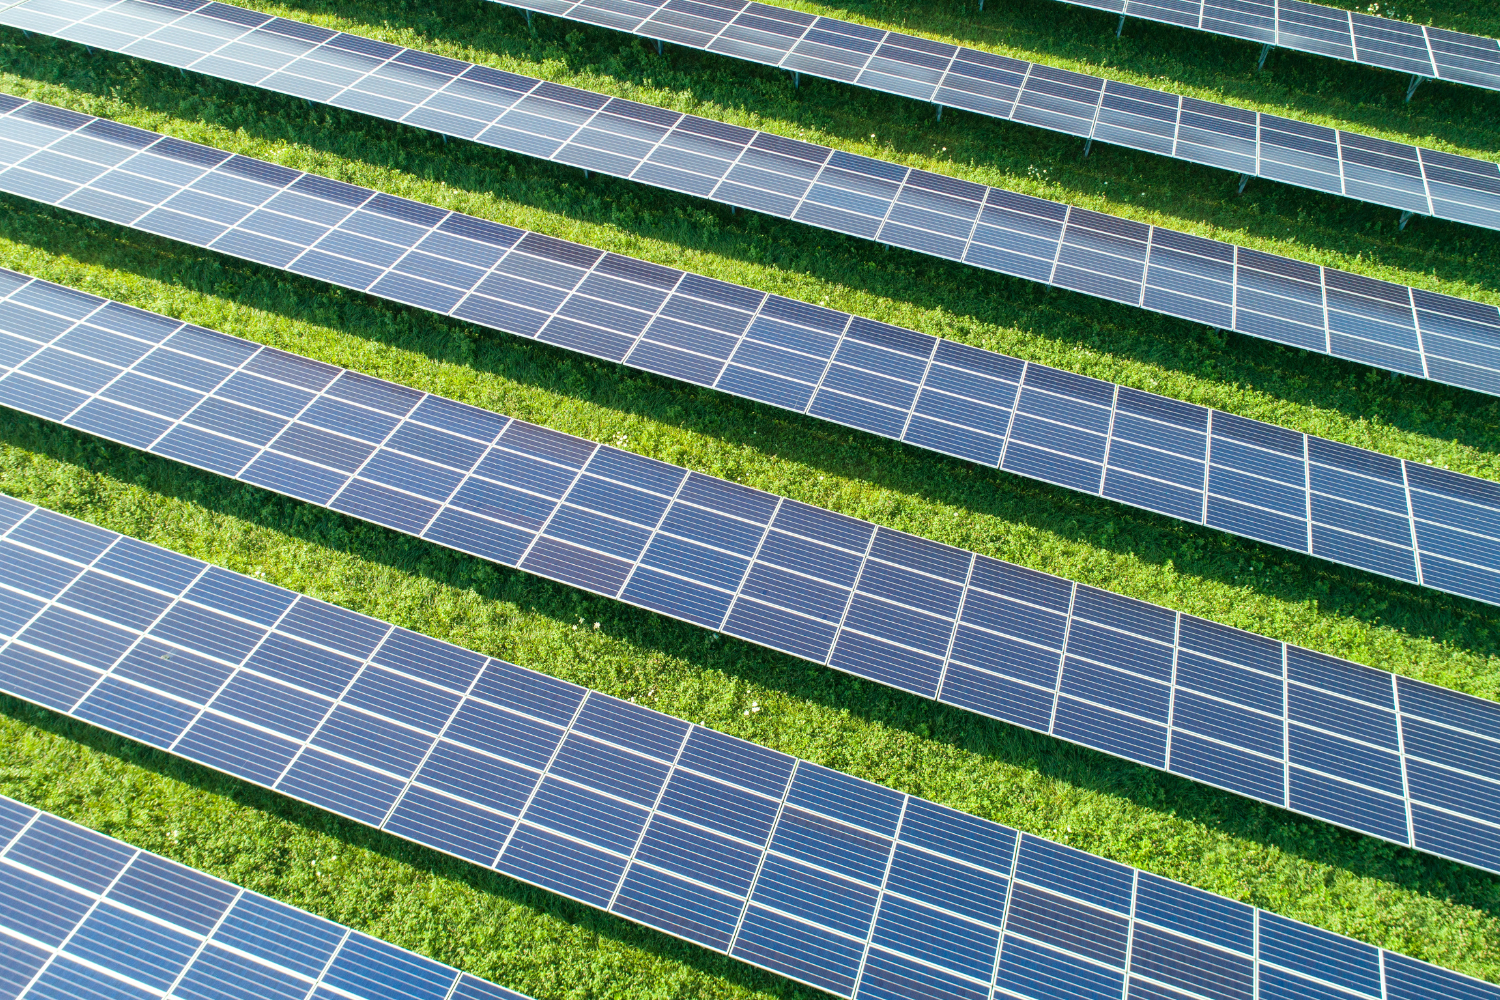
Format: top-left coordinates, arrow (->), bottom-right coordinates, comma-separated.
1,496 -> 1497,1000
1059,0 -> 1500,92
3,108 -> 1500,606
0,795 -> 532,1000
2,13 -> 1500,400
2,2 -> 1497,998
3,272 -> 1500,880
8,0 -> 1500,236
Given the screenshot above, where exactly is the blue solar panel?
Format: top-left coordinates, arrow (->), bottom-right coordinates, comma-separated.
3,279 -> 1500,879
5,1 -> 1500,375
1057,0 -> 1500,92
0,499 -> 1495,1000
8,0 -> 1497,233
0,793 -> 534,1000
1,107 -> 1499,605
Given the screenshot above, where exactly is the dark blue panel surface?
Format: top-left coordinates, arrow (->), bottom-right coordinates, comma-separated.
0,498 -> 1496,1000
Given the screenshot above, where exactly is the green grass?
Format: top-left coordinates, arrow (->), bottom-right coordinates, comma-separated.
0,0 -> 1499,994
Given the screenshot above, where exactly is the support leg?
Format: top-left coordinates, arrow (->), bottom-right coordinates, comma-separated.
935,104 -> 943,122
1117,14 -> 1126,37
1257,43 -> 1272,71
525,9 -> 532,31
1399,210 -> 1414,231
1237,172 -> 1249,194
657,38 -> 663,55
792,71 -> 800,89
1405,74 -> 1423,102
1082,137 -> 1092,158
978,0 -> 983,10
583,169 -> 589,180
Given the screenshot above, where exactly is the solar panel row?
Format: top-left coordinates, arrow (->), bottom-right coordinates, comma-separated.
1059,0 -> 1500,91
0,795 -> 533,1000
9,0 -> 1500,235
4,6 -> 1500,400
2,273 -> 1499,880
4,104 -> 1500,607
0,496 -> 1496,1000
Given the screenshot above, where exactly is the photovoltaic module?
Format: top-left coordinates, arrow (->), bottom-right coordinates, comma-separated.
2,271 -> 1500,878
3,104 -> 1500,606
7,0 -> 1500,232
1043,0 -> 1500,92
3,5 -> 1500,400
0,497 -> 1496,1000
0,794 -> 533,1000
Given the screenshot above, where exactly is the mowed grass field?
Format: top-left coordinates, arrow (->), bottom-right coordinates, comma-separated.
1,0 -> 1499,994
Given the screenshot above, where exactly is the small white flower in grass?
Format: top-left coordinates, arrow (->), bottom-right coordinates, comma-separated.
593,622 -> 601,629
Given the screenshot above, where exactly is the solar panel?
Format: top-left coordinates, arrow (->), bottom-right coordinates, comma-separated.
1055,0 -> 1500,93
4,5 -> 1500,375
9,0 -> 1494,234
2,103 -> 1500,606
0,795 -> 533,1000
2,278 -> 1500,881
0,497 -> 1495,1000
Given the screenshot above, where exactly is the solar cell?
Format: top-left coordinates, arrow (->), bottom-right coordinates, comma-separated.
4,280 -> 1500,878
5,1 -> 1500,253
1051,0 -> 1500,93
7,0 -> 1500,243
0,500 -> 1496,1000
0,794 -> 535,1000
4,104 -> 1500,601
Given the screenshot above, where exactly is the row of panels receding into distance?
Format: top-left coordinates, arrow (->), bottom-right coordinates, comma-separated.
2,270 -> 1499,878
1055,0 -> 1500,91
5,103 -> 1500,607
0,496 -> 1495,1000
6,0 -> 1500,407
8,0 -> 1500,234
0,794 -> 533,1000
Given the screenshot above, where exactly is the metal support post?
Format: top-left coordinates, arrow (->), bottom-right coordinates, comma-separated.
1257,44 -> 1272,71
935,104 -> 943,122
978,0 -> 983,10
1117,14 -> 1126,37
1399,211 -> 1414,231
1237,173 -> 1249,194
793,71 -> 800,89
1405,75 -> 1423,102
657,39 -> 663,55
525,9 -> 532,31
1082,137 -> 1092,157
